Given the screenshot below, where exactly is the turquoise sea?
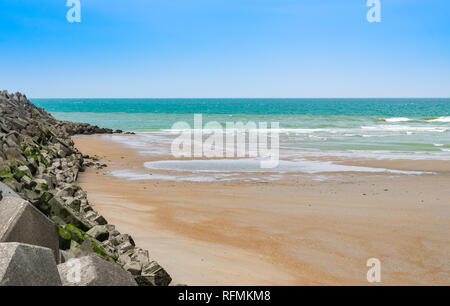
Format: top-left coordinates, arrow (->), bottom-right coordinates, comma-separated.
32,98 -> 450,155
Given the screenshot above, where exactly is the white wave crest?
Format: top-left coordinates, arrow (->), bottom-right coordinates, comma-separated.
362,125 -> 448,133
382,117 -> 411,122
429,116 -> 450,122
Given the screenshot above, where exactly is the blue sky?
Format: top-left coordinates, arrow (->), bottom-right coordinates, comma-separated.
0,0 -> 449,98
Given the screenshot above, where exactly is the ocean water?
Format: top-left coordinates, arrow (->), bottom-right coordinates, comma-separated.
32,98 -> 450,153
31,98 -> 450,181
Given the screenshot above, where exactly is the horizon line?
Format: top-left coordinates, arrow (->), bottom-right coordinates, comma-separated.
29,97 -> 450,100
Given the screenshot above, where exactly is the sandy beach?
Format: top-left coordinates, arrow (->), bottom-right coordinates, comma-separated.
73,134 -> 450,286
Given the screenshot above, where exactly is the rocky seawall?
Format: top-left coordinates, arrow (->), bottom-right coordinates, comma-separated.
0,90 -> 171,286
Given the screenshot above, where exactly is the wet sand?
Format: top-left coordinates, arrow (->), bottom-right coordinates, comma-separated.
73,135 -> 450,285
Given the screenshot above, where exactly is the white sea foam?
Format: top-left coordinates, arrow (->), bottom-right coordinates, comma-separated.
143,158 -> 430,175
429,116 -> 450,122
382,117 -> 411,122
109,170 -> 217,182
362,125 -> 448,133
105,131 -> 450,163
109,158 -> 430,183
295,150 -> 450,160
109,169 -> 282,182
162,128 -> 334,134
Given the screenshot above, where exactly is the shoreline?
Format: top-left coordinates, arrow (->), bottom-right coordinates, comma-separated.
73,134 -> 450,285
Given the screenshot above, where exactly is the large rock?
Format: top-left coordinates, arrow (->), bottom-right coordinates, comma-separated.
1,178 -> 22,192
139,261 -> 172,286
58,255 -> 137,286
4,147 -> 26,162
47,196 -> 93,231
0,181 -> 21,198
59,249 -> 75,263
123,261 -> 142,276
86,225 -> 110,242
111,233 -> 135,247
0,196 -> 60,262
117,247 -> 150,269
0,242 -> 62,286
